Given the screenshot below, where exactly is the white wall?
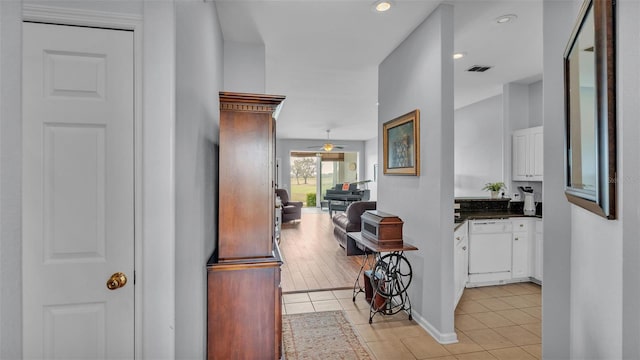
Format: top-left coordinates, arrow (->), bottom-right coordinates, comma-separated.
620,2 -> 640,358
454,95 -> 503,197
141,1 -> 177,357
528,80 -> 543,127
568,0 -> 640,358
454,80 -> 543,199
571,207 -> 622,358
541,1 -> 579,359
175,1 -> 222,359
365,137 -> 378,201
223,41 -> 265,93
540,0 -> 640,357
378,4 -> 456,342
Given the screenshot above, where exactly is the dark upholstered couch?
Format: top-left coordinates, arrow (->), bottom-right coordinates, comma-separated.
332,201 -> 376,249
275,188 -> 303,223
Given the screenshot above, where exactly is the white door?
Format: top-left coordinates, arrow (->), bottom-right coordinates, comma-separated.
23,22 -> 134,359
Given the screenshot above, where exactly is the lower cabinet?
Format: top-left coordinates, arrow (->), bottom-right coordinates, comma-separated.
456,216 -> 542,306
534,219 -> 543,282
454,222 -> 469,307
511,219 -> 531,279
207,259 -> 282,360
466,217 -> 542,288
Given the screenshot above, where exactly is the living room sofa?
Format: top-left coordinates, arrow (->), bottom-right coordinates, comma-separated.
332,201 -> 377,249
275,188 -> 303,223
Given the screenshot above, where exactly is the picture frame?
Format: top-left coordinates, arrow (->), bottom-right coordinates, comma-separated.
383,109 -> 420,176
563,0 -> 616,219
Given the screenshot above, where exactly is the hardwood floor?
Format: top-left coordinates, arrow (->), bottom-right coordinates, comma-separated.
279,210 -> 363,293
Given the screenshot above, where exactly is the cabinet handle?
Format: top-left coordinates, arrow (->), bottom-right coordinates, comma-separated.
462,246 -> 467,251
520,224 -> 524,227
456,236 -> 461,240
515,237 -> 519,241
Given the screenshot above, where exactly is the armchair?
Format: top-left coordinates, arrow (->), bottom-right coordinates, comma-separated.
332,201 -> 377,249
275,189 -> 302,222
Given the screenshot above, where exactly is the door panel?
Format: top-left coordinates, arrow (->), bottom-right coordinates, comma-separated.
531,130 -> 544,178
23,22 -> 134,359
513,132 -> 528,179
44,124 -> 107,263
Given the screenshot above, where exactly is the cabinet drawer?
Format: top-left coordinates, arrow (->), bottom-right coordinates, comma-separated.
511,219 -> 531,232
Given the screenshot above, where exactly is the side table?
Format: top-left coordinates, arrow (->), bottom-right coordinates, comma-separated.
347,232 -> 418,323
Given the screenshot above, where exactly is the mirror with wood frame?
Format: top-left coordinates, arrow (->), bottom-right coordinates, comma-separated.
563,0 -> 616,219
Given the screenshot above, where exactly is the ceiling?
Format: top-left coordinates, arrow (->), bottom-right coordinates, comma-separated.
214,0 -> 542,141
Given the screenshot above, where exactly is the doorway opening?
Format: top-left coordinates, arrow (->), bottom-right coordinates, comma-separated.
289,151 -> 359,207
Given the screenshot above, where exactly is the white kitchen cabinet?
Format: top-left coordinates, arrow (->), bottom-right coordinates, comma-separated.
511,219 -> 531,279
513,126 -> 543,181
454,222 -> 468,307
534,219 -> 543,282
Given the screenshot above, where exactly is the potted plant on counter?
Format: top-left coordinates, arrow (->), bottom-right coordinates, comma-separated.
482,182 -> 506,199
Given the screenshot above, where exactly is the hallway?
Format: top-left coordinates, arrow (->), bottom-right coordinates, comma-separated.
280,209 -> 362,293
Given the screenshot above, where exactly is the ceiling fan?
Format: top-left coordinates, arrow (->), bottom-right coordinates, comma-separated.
307,129 -> 347,152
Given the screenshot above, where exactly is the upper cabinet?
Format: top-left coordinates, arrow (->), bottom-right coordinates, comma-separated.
513,126 -> 543,181
218,92 -> 284,261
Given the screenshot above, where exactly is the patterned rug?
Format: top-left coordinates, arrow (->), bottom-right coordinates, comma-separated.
282,311 -> 372,359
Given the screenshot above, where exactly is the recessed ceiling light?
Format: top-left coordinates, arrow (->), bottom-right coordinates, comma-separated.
373,0 -> 392,12
453,52 -> 466,60
495,14 -> 517,24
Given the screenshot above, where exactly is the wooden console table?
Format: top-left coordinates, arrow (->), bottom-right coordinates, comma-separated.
347,232 -> 418,323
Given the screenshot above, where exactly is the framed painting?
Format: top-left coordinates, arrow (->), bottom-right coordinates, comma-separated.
383,109 -> 420,176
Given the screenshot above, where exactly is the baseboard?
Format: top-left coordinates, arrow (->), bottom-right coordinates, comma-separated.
467,277 -> 532,288
529,277 -> 542,286
410,310 -> 459,344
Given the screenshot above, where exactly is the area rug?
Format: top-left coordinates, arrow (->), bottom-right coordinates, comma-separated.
282,311 -> 372,359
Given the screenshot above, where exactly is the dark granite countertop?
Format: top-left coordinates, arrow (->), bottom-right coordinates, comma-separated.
454,211 -> 542,230
455,211 -> 542,223
454,197 -> 542,231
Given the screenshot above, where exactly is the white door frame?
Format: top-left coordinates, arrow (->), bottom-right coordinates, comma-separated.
22,5 -> 144,358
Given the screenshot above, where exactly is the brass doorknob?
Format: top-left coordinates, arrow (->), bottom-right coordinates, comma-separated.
106,272 -> 128,290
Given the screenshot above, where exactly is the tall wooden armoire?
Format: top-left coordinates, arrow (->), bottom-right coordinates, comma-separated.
207,92 -> 285,359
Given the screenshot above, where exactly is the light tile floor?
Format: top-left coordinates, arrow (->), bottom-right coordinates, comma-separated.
283,282 -> 541,359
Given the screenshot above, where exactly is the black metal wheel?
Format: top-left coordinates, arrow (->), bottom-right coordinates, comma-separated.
370,253 -> 413,299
